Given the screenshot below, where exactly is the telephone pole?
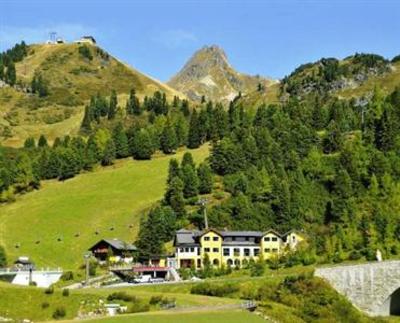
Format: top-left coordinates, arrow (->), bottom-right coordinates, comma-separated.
198,198 -> 208,229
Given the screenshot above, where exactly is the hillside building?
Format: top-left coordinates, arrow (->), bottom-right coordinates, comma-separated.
174,228 -> 304,269
89,239 -> 136,264
75,36 -> 96,45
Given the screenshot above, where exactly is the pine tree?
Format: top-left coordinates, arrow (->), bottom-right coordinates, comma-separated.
81,105 -> 92,131
126,88 -> 141,115
187,110 -> 201,148
38,134 -> 48,148
181,152 -> 195,169
24,137 -> 36,149
182,164 -> 199,198
164,177 -> 186,218
174,115 -> 188,147
160,122 -> 178,154
197,162 -> 213,194
84,135 -> 101,169
108,90 -> 118,120
131,129 -> 155,160
112,123 -> 129,158
5,61 -> 16,86
166,158 -> 181,185
101,139 -> 116,166
58,148 -> 80,180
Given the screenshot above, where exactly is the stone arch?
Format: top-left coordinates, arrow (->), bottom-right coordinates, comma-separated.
390,288 -> 400,315
212,259 -> 219,267
227,259 -> 233,266
234,259 -> 241,267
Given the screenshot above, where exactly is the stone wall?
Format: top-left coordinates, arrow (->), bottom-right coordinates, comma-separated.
315,260 -> 400,316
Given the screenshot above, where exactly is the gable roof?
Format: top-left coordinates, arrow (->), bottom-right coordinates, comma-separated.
89,239 -> 136,251
262,229 -> 282,237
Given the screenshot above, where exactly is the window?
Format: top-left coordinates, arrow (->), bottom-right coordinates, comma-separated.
234,248 -> 240,256
272,237 -> 278,242
204,237 -> 210,241
190,247 -> 194,252
292,236 -> 296,241
272,248 -> 278,253
204,248 -> 210,252
232,237 -> 236,241
213,236 -> 219,241
223,248 -> 230,256
264,248 -> 271,253
254,248 -> 260,256
264,237 -> 270,242
245,237 -> 249,241
184,247 -> 189,252
213,248 -> 219,253
244,248 -> 250,256
180,248 -> 184,252
197,248 -> 201,256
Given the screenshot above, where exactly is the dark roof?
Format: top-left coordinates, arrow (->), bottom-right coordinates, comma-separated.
174,228 -> 300,246
82,36 -> 96,43
220,231 -> 264,238
175,230 -> 201,245
89,239 -> 136,251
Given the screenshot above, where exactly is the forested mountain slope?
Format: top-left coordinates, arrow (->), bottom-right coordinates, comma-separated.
0,42 -> 183,147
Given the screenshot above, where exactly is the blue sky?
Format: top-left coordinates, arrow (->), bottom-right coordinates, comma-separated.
1,0 -> 399,81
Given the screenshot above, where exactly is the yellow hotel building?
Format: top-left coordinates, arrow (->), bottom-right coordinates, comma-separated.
174,228 -> 304,269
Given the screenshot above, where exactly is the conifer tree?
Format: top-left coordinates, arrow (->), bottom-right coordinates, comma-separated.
81,106 -> 92,131
5,61 -> 16,86
108,90 -> 118,120
160,121 -> 178,154
164,176 -> 186,218
187,110 -> 201,148
197,162 -> 213,194
181,152 -> 195,169
131,129 -> 155,160
126,88 -> 141,115
182,164 -> 199,198
112,123 -> 129,158
38,134 -> 48,148
24,137 -> 36,149
101,139 -> 116,166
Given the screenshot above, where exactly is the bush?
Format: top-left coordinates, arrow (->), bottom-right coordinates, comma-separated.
52,307 -> 66,319
129,301 -> 150,313
78,45 -> 93,61
348,250 -> 362,261
149,295 -> 163,305
41,302 -> 50,309
107,291 -> 136,302
61,271 -> 74,281
44,286 -> 54,294
62,288 -> 69,297
190,282 -> 239,297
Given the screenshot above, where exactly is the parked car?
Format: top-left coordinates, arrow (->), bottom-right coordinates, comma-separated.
133,275 -> 152,283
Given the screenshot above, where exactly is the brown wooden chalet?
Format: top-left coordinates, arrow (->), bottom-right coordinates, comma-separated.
89,239 -> 137,261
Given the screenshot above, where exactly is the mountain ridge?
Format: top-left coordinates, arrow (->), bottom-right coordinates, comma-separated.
168,44 -> 275,102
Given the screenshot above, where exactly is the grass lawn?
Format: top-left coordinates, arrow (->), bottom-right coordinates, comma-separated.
0,145 -> 209,269
81,310 -> 265,323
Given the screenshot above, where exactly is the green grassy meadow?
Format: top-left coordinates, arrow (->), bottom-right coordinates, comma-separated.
0,145 -> 209,269
83,310 -> 265,323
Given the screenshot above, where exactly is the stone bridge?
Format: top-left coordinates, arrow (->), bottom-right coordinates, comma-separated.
315,260 -> 400,316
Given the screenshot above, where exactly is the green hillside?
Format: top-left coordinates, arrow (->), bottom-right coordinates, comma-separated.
0,145 -> 209,269
0,43 -> 183,147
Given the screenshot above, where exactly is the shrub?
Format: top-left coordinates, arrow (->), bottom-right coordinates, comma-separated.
41,302 -> 50,309
52,307 -> 66,319
44,286 -> 54,295
190,282 -> 239,297
62,288 -> 69,297
78,45 -> 93,61
61,271 -> 74,281
129,302 -> 150,313
107,291 -> 135,302
149,295 -> 163,305
348,250 -> 362,261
